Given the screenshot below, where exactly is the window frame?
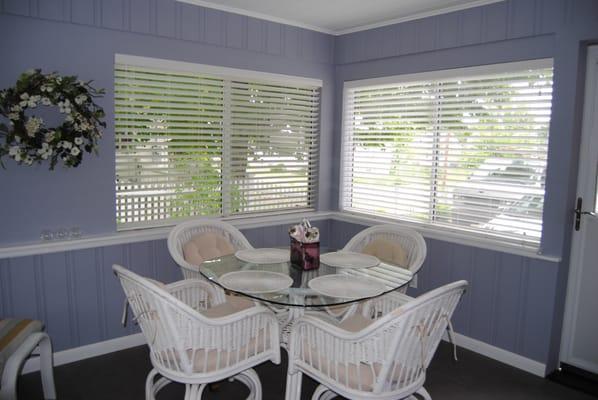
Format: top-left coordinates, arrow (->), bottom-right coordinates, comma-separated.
114,54 -> 323,230
339,58 -> 554,252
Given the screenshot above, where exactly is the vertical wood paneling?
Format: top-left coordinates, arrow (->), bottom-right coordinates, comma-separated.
41,252 -> 73,350
536,0 -> 565,34
204,8 -> 225,46
101,0 -> 125,30
156,0 -> 175,38
449,244 -> 474,336
95,248 -> 108,340
7,256 -> 38,318
437,12 -> 460,49
0,259 -> 14,316
378,25 -> 398,59
415,17 -> 437,53
397,21 -> 418,56
72,248 -> 103,346
38,0 -> 69,21
129,0 -> 150,34
265,21 -> 282,56
154,239 -> 180,283
459,7 -> 483,46
240,227 -> 264,248
179,1 -> 201,41
507,0 -> 536,39
70,0 -> 94,25
283,25 -> 302,59
33,256 -> 48,325
482,1 -> 508,42
468,248 -> 498,343
101,244 -> 130,340
225,13 -> 247,49
3,0 -> 30,16
492,253 -> 524,352
520,258 -> 558,361
246,17 -> 265,53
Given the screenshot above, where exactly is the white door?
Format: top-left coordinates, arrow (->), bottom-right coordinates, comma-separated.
560,45 -> 598,374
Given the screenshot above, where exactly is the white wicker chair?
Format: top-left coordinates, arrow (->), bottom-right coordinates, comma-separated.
343,224 -> 427,280
112,264 -> 280,400
285,280 -> 467,400
167,219 -> 253,280
0,319 -> 56,400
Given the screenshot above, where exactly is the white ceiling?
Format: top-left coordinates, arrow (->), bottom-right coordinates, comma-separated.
177,0 -> 503,35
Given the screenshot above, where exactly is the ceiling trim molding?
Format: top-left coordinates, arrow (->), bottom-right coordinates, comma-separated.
176,0 -> 504,36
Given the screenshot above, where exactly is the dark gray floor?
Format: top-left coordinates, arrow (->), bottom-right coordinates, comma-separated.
19,342 -> 597,399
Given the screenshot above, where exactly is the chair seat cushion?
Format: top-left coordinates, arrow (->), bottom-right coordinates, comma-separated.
337,314 -> 374,332
362,238 -> 408,268
182,232 -> 236,266
0,319 -> 43,374
200,295 -> 254,318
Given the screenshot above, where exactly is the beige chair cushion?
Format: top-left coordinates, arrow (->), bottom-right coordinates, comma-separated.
362,238 -> 409,269
337,314 -> 374,332
200,295 -> 255,318
182,232 -> 236,266
301,343 -> 416,391
0,319 -> 43,375
162,329 -> 270,373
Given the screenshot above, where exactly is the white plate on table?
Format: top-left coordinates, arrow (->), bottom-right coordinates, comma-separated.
234,248 -> 290,264
219,270 -> 293,294
320,251 -> 380,269
308,274 -> 387,299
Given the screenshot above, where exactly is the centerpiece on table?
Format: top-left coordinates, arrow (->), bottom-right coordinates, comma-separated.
0,69 -> 105,170
289,219 -> 320,270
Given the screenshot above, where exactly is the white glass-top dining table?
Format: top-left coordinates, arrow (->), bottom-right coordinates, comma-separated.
198,247 -> 414,308
198,247 -> 414,346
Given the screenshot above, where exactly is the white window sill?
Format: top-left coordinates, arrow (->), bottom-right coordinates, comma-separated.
0,210 -> 561,262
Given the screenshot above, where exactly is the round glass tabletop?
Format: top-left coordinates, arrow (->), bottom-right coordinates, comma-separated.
198,248 -> 413,307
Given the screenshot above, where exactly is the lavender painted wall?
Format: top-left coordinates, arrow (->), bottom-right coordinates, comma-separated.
0,0 -> 335,245
331,0 -> 598,370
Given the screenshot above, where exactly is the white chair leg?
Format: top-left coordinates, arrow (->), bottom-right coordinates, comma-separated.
232,368 -> 262,400
416,387 -> 432,400
0,332 -> 56,400
184,383 -> 207,400
37,333 -> 56,400
311,384 -> 336,400
284,371 -> 303,400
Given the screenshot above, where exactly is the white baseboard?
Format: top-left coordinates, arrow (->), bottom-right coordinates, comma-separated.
444,332 -> 547,377
22,333 -> 146,374
23,330 -> 546,378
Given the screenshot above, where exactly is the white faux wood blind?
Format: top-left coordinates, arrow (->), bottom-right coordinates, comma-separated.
342,62 -> 553,247
229,81 -> 320,214
115,62 -> 320,229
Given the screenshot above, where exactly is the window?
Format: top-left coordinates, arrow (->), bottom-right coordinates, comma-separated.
115,55 -> 321,229
341,60 -> 553,248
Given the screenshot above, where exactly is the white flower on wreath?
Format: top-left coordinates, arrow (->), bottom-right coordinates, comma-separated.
70,147 -> 80,156
65,114 -> 74,123
75,94 -> 87,105
10,105 -> 22,112
8,146 -> 20,156
25,116 -> 43,137
14,152 -> 22,162
58,99 -> 71,114
8,112 -> 20,121
45,131 -> 56,142
74,137 -> 84,145
41,97 -> 52,106
20,93 -> 29,100
62,141 -> 72,149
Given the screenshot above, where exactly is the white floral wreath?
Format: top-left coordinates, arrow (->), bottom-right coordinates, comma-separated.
0,69 -> 105,169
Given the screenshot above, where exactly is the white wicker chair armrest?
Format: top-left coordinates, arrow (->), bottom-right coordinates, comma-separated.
166,279 -> 227,309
